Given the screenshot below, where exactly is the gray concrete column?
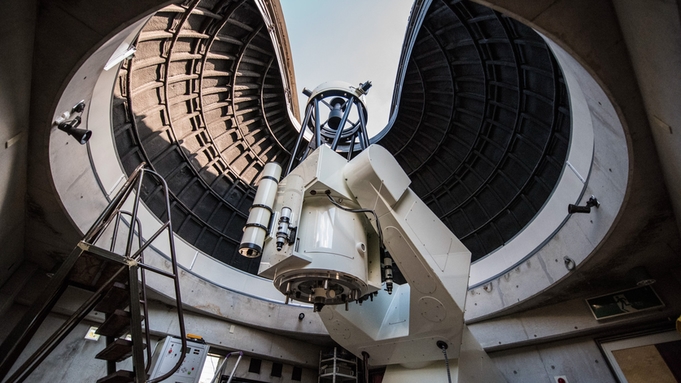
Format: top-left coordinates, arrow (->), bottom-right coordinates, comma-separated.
0,0 -> 37,286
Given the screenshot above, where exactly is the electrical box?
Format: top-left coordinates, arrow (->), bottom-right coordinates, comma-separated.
148,336 -> 208,383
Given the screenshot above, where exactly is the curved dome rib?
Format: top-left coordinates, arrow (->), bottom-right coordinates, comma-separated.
112,0 -> 297,274
379,0 -> 570,261
111,0 -> 569,271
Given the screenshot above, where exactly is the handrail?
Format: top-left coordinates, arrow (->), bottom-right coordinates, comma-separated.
121,167 -> 188,383
2,265 -> 128,383
0,161 -> 188,383
110,211 -> 154,373
210,351 -> 244,383
89,164 -> 188,382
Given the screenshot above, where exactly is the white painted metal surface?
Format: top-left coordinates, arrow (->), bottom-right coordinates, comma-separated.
240,162 -> 282,258
258,145 -> 381,309
148,336 -> 208,383
246,144 -> 498,382
317,144 -> 473,366
252,143 -> 502,379
306,81 -> 369,110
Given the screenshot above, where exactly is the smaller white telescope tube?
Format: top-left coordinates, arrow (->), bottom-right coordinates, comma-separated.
239,162 -> 282,258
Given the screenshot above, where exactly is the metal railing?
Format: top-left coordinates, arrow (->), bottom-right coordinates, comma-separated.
210,351 -> 244,383
0,163 -> 187,383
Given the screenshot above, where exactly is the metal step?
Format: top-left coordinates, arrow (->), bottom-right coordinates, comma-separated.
95,282 -> 130,314
0,162 -> 186,382
96,369 -> 135,383
96,309 -> 132,338
95,339 -> 144,362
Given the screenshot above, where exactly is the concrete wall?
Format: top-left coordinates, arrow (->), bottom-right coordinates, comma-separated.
0,307 -> 316,383
467,274 -> 681,382
490,337 -> 616,383
469,274 -> 681,351
474,0 -> 680,316
0,0 -> 37,286
3,256 -> 677,383
379,336 -> 619,383
219,354 -> 317,383
0,307 -> 137,382
24,0 -> 175,274
0,274 -> 324,382
613,0 -> 681,238
383,362 -> 452,383
9,291 -> 675,383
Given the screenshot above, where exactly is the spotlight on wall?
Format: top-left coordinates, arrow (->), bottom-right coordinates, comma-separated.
54,101 -> 91,145
58,116 -> 92,145
567,195 -> 599,214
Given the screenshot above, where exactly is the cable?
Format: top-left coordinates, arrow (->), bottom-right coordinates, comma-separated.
438,341 -> 452,383
326,192 -> 394,294
443,347 -> 452,383
326,192 -> 383,247
362,352 -> 370,383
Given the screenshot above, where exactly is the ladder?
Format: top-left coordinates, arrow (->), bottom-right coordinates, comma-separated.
319,348 -> 358,383
210,351 -> 243,383
0,163 -> 187,383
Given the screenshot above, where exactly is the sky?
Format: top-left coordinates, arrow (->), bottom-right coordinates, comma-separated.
280,0 -> 414,136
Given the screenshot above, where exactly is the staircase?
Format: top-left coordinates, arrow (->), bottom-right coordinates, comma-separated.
93,275 -> 148,383
0,163 -> 187,383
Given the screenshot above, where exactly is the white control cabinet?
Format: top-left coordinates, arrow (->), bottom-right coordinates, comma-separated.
148,336 -> 209,383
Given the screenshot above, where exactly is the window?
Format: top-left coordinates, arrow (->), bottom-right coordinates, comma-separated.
248,358 -> 261,374
270,362 -> 283,378
292,366 -> 302,381
198,354 -> 222,383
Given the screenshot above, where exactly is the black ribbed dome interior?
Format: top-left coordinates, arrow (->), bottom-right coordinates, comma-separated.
113,0 -> 297,273
378,0 -> 570,261
111,0 -> 570,274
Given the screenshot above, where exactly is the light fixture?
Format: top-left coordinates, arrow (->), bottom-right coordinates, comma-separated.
58,116 -> 92,145
567,195 -> 599,214
54,101 -> 92,145
84,326 -> 100,341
